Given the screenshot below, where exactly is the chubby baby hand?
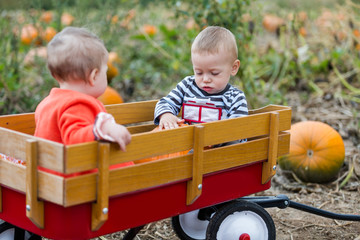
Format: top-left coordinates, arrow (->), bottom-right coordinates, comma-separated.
159,113 -> 185,130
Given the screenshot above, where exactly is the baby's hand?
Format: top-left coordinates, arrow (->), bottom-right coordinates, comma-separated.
108,124 -> 131,151
102,120 -> 131,151
159,113 -> 184,130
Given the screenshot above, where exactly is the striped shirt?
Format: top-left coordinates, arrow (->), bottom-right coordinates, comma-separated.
154,75 -> 248,124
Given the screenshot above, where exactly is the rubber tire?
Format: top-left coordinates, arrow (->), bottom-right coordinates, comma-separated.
206,200 -> 276,240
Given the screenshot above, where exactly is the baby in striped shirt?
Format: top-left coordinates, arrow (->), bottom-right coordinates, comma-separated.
154,26 -> 248,130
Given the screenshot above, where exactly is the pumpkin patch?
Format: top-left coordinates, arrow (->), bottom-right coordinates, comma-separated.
278,121 -> 345,183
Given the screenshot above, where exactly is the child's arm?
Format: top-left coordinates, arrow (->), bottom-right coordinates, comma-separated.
60,104 -> 131,150
94,112 -> 131,151
154,78 -> 190,125
227,90 -> 248,118
158,113 -> 184,130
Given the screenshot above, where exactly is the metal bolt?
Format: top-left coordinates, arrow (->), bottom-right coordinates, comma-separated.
26,205 -> 31,211
272,165 -> 277,171
198,184 -> 202,190
102,208 -> 108,214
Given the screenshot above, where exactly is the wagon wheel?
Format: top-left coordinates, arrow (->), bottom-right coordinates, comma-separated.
0,221 -> 42,240
172,206 -> 218,240
206,200 -> 275,240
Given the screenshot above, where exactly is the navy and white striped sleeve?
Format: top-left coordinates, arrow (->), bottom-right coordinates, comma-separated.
154,78 -> 189,124
227,89 -> 248,119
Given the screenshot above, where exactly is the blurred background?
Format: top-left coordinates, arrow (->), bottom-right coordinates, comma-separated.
0,0 -> 360,138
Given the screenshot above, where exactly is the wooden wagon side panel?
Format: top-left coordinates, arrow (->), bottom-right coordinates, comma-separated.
0,127 -> 64,173
0,112 -> 35,135
63,125 -> 194,174
62,132 -> 289,207
0,158 -> 65,205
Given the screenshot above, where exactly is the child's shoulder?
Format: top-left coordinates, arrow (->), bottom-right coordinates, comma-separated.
228,84 -> 245,94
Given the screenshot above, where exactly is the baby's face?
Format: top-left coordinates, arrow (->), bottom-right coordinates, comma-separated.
191,51 -> 239,94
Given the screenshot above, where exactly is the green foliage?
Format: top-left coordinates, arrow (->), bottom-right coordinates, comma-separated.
0,0 -> 360,116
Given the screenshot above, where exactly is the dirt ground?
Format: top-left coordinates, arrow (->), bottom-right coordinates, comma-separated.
97,93 -> 360,240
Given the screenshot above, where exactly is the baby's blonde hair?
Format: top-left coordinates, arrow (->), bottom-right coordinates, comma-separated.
191,26 -> 238,62
47,27 -> 108,83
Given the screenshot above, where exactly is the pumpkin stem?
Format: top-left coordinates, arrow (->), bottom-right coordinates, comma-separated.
307,149 -> 314,158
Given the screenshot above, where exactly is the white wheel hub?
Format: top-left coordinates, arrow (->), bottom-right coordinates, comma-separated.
179,210 -> 209,239
216,211 -> 268,240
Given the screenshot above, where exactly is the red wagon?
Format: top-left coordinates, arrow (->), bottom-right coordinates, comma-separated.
0,100 -> 293,239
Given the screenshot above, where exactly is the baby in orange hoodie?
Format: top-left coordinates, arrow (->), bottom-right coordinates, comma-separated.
34,27 -> 131,151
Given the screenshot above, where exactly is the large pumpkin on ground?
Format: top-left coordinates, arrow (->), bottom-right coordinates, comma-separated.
278,121 -> 345,183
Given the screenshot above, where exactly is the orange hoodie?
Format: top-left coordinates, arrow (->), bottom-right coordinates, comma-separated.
35,88 -> 105,144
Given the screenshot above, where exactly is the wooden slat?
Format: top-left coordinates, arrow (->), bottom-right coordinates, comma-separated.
26,139 -> 44,229
262,112 -> 279,184
65,142 -> 98,174
64,126 -> 194,174
249,104 -> 290,114
63,133 -> 290,207
0,127 -> 64,173
127,123 -> 156,134
91,142 -> 110,231
0,103 -> 286,135
202,108 -> 290,146
38,171 -> 64,205
0,113 -> 35,135
187,125 -> 204,205
0,100 -> 158,135
105,100 -> 157,125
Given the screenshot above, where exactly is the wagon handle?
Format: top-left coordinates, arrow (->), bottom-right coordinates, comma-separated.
91,141 -> 110,231
242,195 -> 360,221
26,139 -> 44,229
187,125 -> 204,205
262,112 -> 279,184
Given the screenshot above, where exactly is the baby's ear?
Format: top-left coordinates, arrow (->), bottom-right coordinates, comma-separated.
231,59 -> 240,76
88,68 -> 99,86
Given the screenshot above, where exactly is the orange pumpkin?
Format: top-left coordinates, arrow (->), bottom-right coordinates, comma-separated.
142,24 -> 157,36
40,11 -> 53,23
278,121 -> 345,183
107,51 -> 121,81
135,123 -> 190,164
41,26 -> 57,43
262,14 -> 285,33
98,86 -> 124,105
21,24 -> 39,45
61,12 -> 75,26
